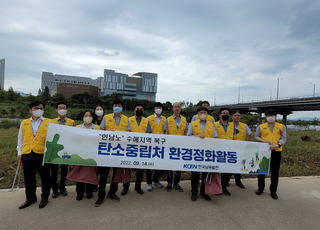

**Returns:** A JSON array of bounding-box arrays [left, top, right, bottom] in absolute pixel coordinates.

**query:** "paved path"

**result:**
[[1, 176, 320, 230]]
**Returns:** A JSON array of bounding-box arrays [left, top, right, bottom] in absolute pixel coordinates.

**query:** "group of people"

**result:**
[[17, 99, 286, 209]]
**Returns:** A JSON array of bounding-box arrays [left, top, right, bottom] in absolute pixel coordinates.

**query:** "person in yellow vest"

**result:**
[[255, 109, 286, 200], [49, 101, 75, 198], [121, 104, 152, 196], [228, 110, 253, 189], [190, 100, 215, 124], [94, 99, 132, 207], [188, 106, 218, 201], [163, 102, 188, 192], [214, 107, 235, 196], [17, 101, 52, 209], [146, 102, 166, 191]]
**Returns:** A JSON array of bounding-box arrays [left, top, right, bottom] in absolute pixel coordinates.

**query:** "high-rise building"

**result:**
[[41, 69, 157, 101], [0, 59, 5, 90], [103, 69, 157, 101]]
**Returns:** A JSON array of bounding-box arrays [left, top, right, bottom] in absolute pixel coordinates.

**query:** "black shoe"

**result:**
[[236, 182, 245, 189], [166, 184, 172, 192], [191, 194, 197, 202], [223, 188, 231, 196], [76, 195, 83, 201], [94, 197, 104, 207], [93, 185, 98, 192], [270, 191, 278, 200], [19, 199, 37, 209], [121, 189, 128, 196], [135, 188, 144, 195], [87, 194, 93, 199], [51, 191, 59, 198], [174, 184, 183, 192], [255, 188, 264, 195], [60, 190, 68, 196], [107, 194, 121, 202], [201, 194, 212, 201], [39, 199, 48, 209]]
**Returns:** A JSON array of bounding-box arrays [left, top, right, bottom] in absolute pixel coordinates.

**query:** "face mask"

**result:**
[[199, 114, 207, 121], [83, 117, 93, 124], [95, 110, 103, 116], [113, 107, 122, 114], [267, 117, 276, 123], [58, 109, 67, 116], [221, 115, 229, 121], [136, 110, 143, 117], [32, 109, 44, 118], [155, 109, 162, 115]]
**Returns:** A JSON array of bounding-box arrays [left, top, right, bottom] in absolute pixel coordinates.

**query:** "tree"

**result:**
[[8, 86, 15, 101], [42, 86, 51, 104], [10, 107, 16, 117], [1, 109, 8, 116], [51, 93, 66, 103], [163, 101, 172, 110], [311, 118, 319, 130]]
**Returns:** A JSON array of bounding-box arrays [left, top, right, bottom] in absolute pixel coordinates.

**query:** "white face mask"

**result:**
[[32, 109, 44, 118], [267, 117, 276, 123], [83, 117, 93, 124], [199, 114, 208, 121], [95, 110, 103, 116], [58, 109, 67, 116], [155, 109, 162, 115]]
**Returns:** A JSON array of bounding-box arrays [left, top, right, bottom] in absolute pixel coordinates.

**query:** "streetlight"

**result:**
[[276, 78, 283, 100], [311, 83, 315, 97], [238, 87, 243, 104], [268, 90, 272, 100]]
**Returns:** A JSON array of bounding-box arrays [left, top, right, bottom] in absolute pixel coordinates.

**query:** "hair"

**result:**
[[112, 98, 124, 106], [135, 103, 144, 110], [197, 106, 208, 113], [232, 110, 241, 115], [154, 102, 163, 109], [92, 105, 104, 125], [82, 110, 93, 119], [29, 101, 45, 109], [219, 107, 229, 115], [55, 101, 68, 109], [201, 100, 210, 106], [265, 109, 277, 116]]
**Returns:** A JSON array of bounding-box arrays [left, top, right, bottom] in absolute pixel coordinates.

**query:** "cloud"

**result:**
[[97, 50, 120, 57]]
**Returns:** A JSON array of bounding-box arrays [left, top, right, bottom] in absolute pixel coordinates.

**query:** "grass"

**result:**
[[1, 127, 320, 189]]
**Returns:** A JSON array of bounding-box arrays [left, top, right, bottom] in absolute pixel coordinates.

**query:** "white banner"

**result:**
[[44, 123, 271, 174]]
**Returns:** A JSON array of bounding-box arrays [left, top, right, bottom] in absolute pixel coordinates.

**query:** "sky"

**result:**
[[1, 0, 320, 119]]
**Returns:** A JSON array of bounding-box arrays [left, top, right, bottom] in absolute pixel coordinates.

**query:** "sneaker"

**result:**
[[174, 184, 183, 192], [146, 184, 152, 191], [152, 181, 163, 188], [107, 194, 120, 202], [166, 184, 172, 192], [94, 197, 104, 207]]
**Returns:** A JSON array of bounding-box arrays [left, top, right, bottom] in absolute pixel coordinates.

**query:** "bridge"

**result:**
[[210, 96, 320, 124]]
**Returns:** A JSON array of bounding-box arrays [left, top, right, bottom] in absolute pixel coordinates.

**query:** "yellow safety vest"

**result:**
[[129, 116, 148, 133], [148, 115, 166, 134], [167, 115, 187, 135], [214, 121, 234, 140], [233, 122, 247, 141], [260, 122, 283, 151], [21, 118, 52, 154], [104, 114, 128, 131], [192, 120, 213, 138], [195, 114, 214, 123], [52, 118, 74, 126]]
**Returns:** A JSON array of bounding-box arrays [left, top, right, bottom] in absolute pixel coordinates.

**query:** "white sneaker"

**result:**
[[152, 181, 163, 188], [146, 184, 152, 191]]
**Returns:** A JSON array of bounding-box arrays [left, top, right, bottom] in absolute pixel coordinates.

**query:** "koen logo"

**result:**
[[183, 164, 197, 169]]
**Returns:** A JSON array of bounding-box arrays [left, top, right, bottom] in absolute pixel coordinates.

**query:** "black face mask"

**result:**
[[221, 115, 229, 121], [136, 110, 143, 117]]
